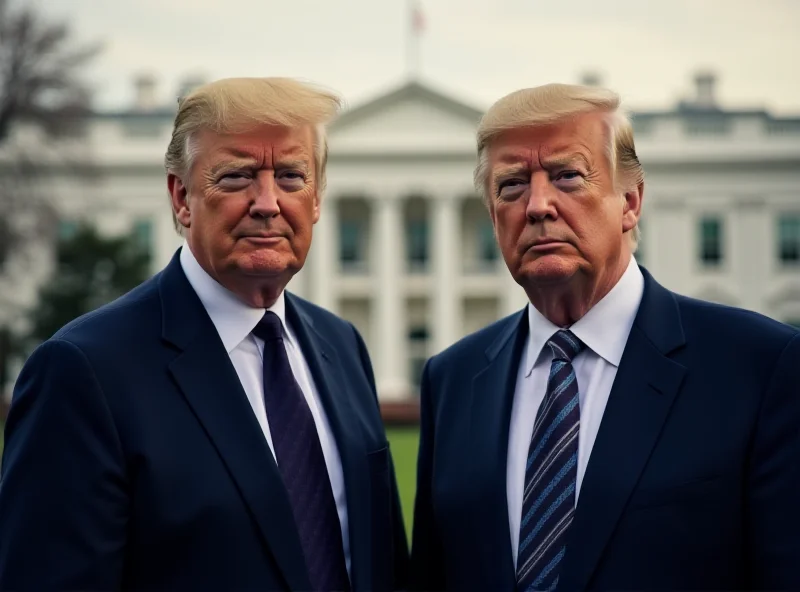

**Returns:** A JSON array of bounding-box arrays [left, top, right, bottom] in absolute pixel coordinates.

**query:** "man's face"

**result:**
[[487, 111, 640, 290], [169, 124, 319, 293]]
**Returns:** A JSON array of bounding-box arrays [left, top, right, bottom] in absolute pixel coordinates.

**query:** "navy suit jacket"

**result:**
[[0, 250, 409, 591], [410, 267, 800, 591]]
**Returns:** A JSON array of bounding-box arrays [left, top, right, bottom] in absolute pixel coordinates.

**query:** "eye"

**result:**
[[555, 170, 582, 182], [278, 170, 308, 190], [216, 171, 252, 188], [496, 178, 526, 198], [499, 179, 522, 189]]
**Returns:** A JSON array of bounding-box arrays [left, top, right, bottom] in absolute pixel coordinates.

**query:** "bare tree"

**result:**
[[0, 0, 100, 395], [0, 0, 98, 139]]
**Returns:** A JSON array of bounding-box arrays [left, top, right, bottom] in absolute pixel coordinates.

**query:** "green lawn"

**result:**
[[386, 427, 420, 538]]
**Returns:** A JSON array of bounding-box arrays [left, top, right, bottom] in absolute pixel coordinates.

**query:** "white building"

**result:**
[[2, 73, 799, 401]]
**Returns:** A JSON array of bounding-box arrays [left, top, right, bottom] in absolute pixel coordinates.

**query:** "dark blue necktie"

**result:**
[[253, 311, 350, 592], [517, 330, 585, 592]]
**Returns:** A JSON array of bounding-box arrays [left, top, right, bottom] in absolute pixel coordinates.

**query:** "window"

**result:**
[[477, 219, 498, 268], [684, 117, 731, 136], [409, 327, 429, 341], [767, 120, 800, 135], [777, 216, 800, 265], [406, 219, 428, 270], [699, 217, 723, 266], [339, 219, 366, 271], [58, 220, 78, 241]]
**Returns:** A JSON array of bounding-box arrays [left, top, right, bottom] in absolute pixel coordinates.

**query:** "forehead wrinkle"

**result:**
[[272, 141, 312, 166], [275, 158, 310, 172], [492, 163, 530, 179], [490, 145, 536, 179], [539, 150, 592, 169], [206, 141, 270, 171], [208, 157, 258, 176]]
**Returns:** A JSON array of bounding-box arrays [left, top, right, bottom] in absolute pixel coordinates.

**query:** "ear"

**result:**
[[311, 190, 321, 224], [622, 180, 644, 234], [168, 173, 191, 229]]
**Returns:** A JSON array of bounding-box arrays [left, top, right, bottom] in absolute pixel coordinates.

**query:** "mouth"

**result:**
[[526, 238, 570, 252], [240, 234, 286, 244]]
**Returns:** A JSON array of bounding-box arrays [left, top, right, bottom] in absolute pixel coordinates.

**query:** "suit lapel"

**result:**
[[559, 269, 687, 591], [285, 295, 374, 591], [159, 253, 311, 591], [468, 310, 529, 590]]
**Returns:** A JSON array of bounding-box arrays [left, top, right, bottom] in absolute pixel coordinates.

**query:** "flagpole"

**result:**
[[406, 0, 420, 80]]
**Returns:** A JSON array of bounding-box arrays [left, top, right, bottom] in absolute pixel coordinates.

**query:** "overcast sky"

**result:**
[[41, 0, 800, 115]]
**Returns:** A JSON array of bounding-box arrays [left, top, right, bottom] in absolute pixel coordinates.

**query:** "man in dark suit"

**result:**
[[0, 77, 408, 591], [410, 83, 800, 591]]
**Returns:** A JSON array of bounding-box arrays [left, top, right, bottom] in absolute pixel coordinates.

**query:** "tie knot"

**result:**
[[252, 311, 283, 343], [546, 330, 584, 362]]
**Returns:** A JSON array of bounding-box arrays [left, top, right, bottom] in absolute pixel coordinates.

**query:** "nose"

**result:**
[[249, 173, 281, 219], [525, 172, 559, 223]]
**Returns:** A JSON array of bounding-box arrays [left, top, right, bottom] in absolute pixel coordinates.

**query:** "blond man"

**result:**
[[409, 83, 800, 591], [0, 78, 409, 591]]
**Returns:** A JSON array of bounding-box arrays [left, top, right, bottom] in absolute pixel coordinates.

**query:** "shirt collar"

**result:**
[[179, 242, 291, 353], [524, 255, 644, 375]]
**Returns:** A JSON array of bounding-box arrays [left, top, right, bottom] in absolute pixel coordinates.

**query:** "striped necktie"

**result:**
[[253, 312, 350, 591], [516, 329, 585, 592]]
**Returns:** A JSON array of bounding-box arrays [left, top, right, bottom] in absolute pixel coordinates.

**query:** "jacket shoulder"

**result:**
[[675, 293, 798, 351], [50, 273, 163, 352]]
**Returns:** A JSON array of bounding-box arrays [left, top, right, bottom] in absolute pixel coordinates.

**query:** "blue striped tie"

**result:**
[[516, 330, 585, 592]]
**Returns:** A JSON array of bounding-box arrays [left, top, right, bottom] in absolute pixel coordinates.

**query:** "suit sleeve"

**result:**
[[409, 359, 446, 591], [0, 339, 128, 590], [352, 324, 410, 590], [746, 332, 800, 588]]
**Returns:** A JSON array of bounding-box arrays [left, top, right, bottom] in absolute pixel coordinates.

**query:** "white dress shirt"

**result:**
[[507, 255, 645, 568], [179, 244, 351, 576]]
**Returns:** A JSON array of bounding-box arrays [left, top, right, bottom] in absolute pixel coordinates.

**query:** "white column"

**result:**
[[733, 198, 770, 314], [432, 195, 461, 354], [373, 194, 408, 401], [308, 196, 338, 311]]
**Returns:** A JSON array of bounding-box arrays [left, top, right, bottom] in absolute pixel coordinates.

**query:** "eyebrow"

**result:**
[[209, 156, 311, 177], [541, 152, 591, 169], [209, 158, 257, 176], [491, 151, 591, 177], [492, 163, 530, 180], [275, 158, 310, 171]]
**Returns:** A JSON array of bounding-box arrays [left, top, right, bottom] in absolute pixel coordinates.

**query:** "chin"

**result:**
[[518, 256, 579, 285], [234, 253, 296, 277]]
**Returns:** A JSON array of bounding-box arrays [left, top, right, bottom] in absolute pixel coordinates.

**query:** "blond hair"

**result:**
[[164, 77, 342, 232], [474, 83, 643, 249]]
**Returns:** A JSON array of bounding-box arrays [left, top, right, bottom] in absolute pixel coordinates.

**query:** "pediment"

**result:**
[[328, 80, 483, 155]]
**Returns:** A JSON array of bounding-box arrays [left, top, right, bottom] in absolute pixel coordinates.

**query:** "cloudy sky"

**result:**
[[42, 0, 800, 115]]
